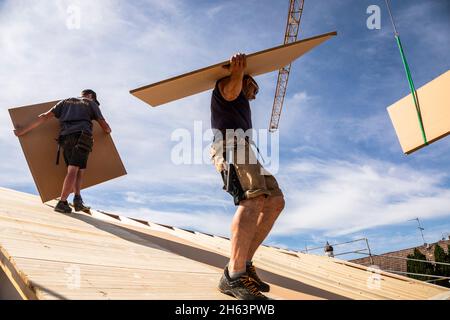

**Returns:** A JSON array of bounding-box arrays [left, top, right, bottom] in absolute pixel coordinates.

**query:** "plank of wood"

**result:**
[[175, 231, 444, 299], [171, 229, 413, 298], [160, 231, 380, 299], [8, 101, 127, 202], [130, 31, 337, 107], [287, 255, 431, 299], [2, 187, 446, 300], [270, 250, 445, 298], [332, 258, 446, 294], [12, 257, 234, 300], [189, 232, 434, 298], [4, 246, 206, 273], [0, 246, 38, 300], [387, 69, 450, 154], [21, 259, 267, 300], [80, 220, 376, 299]]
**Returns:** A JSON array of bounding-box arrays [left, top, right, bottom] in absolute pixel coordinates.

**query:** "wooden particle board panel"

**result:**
[[387, 70, 450, 154], [130, 31, 337, 107], [9, 101, 127, 203]]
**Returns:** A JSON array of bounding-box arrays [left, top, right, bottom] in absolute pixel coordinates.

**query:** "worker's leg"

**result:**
[[247, 195, 285, 261], [60, 165, 79, 201], [232, 140, 285, 262], [72, 168, 91, 212], [229, 195, 266, 275], [74, 169, 85, 196]]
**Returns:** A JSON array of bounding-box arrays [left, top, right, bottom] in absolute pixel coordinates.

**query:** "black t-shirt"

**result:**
[[50, 98, 105, 136], [210, 80, 252, 132]]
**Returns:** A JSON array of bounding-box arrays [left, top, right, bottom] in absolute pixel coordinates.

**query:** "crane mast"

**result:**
[[269, 0, 305, 132]]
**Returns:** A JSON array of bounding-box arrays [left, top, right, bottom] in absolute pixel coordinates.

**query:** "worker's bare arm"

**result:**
[[97, 119, 112, 134], [219, 53, 247, 101], [14, 111, 55, 137]]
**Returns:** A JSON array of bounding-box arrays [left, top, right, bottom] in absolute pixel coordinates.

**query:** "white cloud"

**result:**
[[90, 156, 450, 245], [272, 157, 450, 237], [106, 206, 232, 237], [0, 0, 218, 189], [278, 89, 401, 154], [124, 191, 229, 207], [206, 3, 227, 20]]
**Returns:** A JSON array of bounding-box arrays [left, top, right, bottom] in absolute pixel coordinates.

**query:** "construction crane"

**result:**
[[269, 0, 305, 132]]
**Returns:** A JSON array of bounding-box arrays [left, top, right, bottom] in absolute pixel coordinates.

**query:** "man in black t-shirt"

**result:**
[[211, 54, 285, 300], [14, 89, 112, 214]]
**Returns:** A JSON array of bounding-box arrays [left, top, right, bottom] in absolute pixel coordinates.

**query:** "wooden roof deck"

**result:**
[[0, 187, 448, 300]]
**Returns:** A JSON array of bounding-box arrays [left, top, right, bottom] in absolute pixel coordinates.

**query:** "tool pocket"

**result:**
[[75, 132, 93, 153], [55, 135, 66, 165], [221, 163, 245, 206]]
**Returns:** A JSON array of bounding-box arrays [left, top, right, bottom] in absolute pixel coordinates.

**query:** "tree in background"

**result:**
[[433, 244, 450, 288], [407, 245, 450, 288], [407, 248, 433, 282]]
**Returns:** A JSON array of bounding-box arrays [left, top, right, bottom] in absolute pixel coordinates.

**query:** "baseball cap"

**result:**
[[81, 89, 100, 106]]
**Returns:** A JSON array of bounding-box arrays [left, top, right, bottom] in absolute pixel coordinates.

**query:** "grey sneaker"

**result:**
[[73, 196, 90, 213], [247, 262, 270, 292], [54, 200, 72, 214], [218, 266, 269, 300]]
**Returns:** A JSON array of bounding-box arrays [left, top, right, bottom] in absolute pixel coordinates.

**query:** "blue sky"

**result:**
[[1, 0, 449, 260]]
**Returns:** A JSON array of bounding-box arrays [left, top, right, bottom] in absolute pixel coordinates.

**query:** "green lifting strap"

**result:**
[[395, 35, 428, 145], [385, 0, 428, 145]]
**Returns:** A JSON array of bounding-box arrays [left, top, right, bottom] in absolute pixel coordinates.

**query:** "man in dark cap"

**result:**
[[14, 89, 112, 213]]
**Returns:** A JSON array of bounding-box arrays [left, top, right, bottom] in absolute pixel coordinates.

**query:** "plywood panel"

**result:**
[[9, 101, 127, 202], [130, 31, 337, 107], [387, 70, 450, 154]]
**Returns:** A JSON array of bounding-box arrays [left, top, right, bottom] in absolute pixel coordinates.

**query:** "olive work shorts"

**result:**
[[210, 137, 283, 204]]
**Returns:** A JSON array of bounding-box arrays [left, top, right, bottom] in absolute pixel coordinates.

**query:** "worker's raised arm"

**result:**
[[97, 119, 112, 134], [219, 53, 247, 102], [90, 101, 111, 134], [14, 110, 55, 137]]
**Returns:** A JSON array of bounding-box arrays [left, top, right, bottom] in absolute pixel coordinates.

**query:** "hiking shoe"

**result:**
[[218, 267, 269, 300], [54, 200, 72, 214], [73, 196, 90, 212], [247, 262, 270, 292]]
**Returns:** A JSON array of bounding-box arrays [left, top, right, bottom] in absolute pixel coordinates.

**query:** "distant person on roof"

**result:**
[[14, 89, 111, 214]]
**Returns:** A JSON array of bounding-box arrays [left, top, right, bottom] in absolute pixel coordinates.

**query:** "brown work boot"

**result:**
[[247, 262, 270, 292], [218, 266, 269, 300], [54, 200, 72, 214], [73, 195, 90, 213]]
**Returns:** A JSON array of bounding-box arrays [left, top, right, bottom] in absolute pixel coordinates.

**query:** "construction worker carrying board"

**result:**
[[14, 89, 112, 214], [210, 53, 285, 300]]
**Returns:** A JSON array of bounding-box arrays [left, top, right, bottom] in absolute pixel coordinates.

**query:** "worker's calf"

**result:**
[[60, 165, 80, 201], [229, 195, 266, 274], [247, 195, 285, 260]]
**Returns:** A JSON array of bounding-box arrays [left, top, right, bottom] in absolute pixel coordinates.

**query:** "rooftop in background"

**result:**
[[350, 239, 450, 278], [0, 187, 448, 300]]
